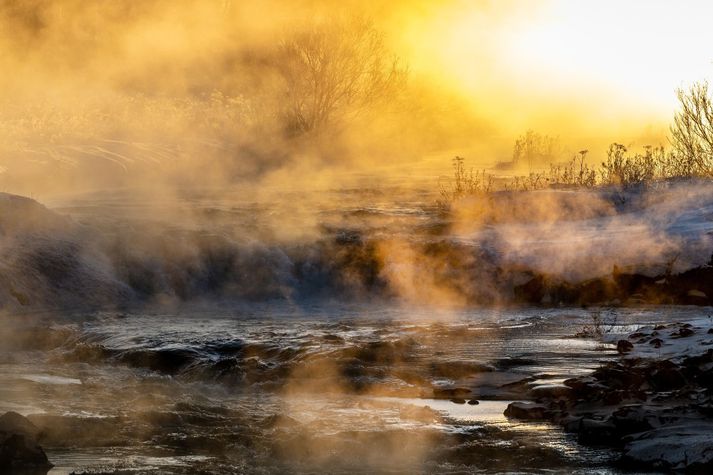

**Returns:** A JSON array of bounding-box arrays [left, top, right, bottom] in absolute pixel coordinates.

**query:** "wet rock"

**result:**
[[610, 405, 654, 435], [648, 364, 687, 391], [628, 331, 647, 339], [0, 412, 52, 472], [671, 327, 695, 338], [577, 418, 618, 446], [592, 366, 644, 390], [504, 402, 548, 420], [620, 424, 713, 472], [529, 384, 572, 400], [617, 340, 634, 354], [561, 415, 583, 433], [450, 398, 466, 404], [492, 357, 537, 370], [649, 338, 663, 348], [603, 390, 625, 406], [467, 399, 479, 405]]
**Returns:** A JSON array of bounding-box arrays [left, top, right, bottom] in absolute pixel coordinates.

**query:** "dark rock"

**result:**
[[649, 338, 663, 348], [617, 340, 634, 354], [603, 390, 625, 405], [513, 275, 546, 303], [0, 412, 39, 441], [492, 357, 537, 370], [467, 399, 479, 405], [530, 384, 572, 400], [620, 424, 713, 472], [592, 366, 644, 390], [671, 327, 695, 338], [648, 365, 687, 391], [0, 412, 52, 472], [450, 398, 466, 404], [504, 402, 548, 420], [577, 418, 619, 446], [562, 415, 583, 433], [611, 405, 654, 435]]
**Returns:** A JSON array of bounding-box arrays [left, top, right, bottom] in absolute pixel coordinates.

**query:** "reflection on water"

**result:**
[[1, 304, 705, 474]]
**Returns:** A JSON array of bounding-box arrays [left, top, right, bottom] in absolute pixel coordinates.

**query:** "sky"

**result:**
[[393, 0, 713, 139], [2, 0, 713, 192]]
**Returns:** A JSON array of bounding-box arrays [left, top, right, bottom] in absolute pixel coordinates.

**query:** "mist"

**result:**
[[0, 0, 678, 202]]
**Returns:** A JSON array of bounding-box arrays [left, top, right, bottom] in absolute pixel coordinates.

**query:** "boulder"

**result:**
[[648, 365, 687, 391], [529, 384, 573, 400], [504, 402, 549, 420], [577, 417, 619, 446], [0, 412, 52, 472], [620, 424, 713, 472], [616, 340, 634, 354], [610, 405, 654, 435]]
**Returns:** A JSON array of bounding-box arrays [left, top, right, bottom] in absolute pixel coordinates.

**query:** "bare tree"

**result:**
[[275, 17, 407, 137], [512, 130, 560, 170], [671, 81, 713, 176]]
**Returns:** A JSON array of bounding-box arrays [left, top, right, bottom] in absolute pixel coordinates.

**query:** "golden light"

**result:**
[[401, 0, 713, 135]]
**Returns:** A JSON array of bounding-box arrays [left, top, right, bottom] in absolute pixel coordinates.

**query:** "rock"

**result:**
[[648, 365, 687, 391], [450, 398, 466, 404], [561, 415, 583, 433], [592, 366, 644, 390], [504, 402, 548, 420], [513, 275, 546, 303], [603, 390, 625, 405], [649, 338, 663, 348], [620, 424, 713, 472], [611, 405, 654, 435], [617, 340, 634, 354], [687, 289, 707, 299], [577, 418, 618, 446], [467, 399, 479, 405], [0, 411, 52, 472], [0, 412, 40, 441], [529, 384, 572, 400], [671, 327, 695, 338]]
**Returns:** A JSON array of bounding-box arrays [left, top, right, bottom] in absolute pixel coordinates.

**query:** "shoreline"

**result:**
[[504, 319, 713, 472]]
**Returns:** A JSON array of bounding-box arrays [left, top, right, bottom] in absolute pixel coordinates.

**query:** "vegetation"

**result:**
[[275, 17, 408, 137], [439, 80, 713, 207], [511, 130, 561, 169], [438, 156, 492, 206], [670, 80, 713, 176], [576, 310, 618, 339]]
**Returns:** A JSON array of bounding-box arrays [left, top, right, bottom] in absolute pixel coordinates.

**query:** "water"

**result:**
[[2, 180, 711, 473], [2, 304, 707, 474]]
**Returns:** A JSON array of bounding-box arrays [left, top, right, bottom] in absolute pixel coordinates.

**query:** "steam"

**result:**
[[0, 0, 675, 199]]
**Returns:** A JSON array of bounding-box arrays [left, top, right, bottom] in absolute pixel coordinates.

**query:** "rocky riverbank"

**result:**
[[504, 320, 713, 472], [0, 411, 53, 473]]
